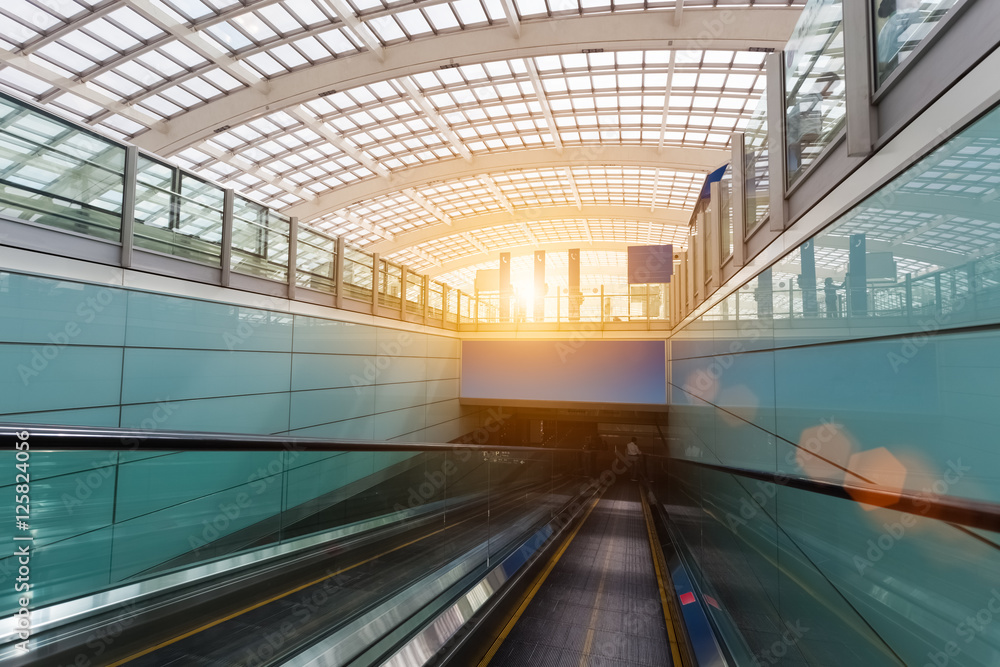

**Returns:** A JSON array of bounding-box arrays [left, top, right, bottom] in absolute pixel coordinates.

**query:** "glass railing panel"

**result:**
[[744, 91, 770, 233], [231, 195, 290, 282], [446, 288, 459, 323], [405, 275, 424, 314], [134, 158, 223, 266], [378, 261, 402, 307], [428, 282, 443, 317], [785, 0, 846, 185], [342, 247, 373, 300], [296, 227, 336, 294], [0, 93, 124, 241], [874, 0, 960, 87], [759, 98, 1000, 332]]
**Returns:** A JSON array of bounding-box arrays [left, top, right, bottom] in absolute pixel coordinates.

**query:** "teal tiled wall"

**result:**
[[0, 269, 484, 614]]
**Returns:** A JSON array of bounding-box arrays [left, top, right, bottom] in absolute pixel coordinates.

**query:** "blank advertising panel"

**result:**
[[461, 340, 667, 407]]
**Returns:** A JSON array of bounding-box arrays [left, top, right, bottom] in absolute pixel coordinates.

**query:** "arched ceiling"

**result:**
[[0, 0, 804, 292]]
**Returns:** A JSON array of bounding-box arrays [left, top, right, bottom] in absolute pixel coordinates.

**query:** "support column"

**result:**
[[334, 236, 346, 309], [120, 145, 137, 270], [568, 248, 581, 321], [731, 132, 747, 268], [287, 216, 298, 301], [844, 0, 877, 156], [499, 252, 511, 322], [766, 52, 788, 232], [799, 239, 818, 317], [709, 182, 722, 294], [534, 250, 545, 321], [371, 252, 380, 315], [221, 188, 234, 287]]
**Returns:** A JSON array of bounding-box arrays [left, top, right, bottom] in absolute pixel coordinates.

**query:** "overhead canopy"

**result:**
[[0, 1, 804, 291]]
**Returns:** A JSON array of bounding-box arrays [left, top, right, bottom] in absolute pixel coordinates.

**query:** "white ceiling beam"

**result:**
[[673, 0, 684, 27], [658, 51, 676, 151], [289, 106, 390, 178], [399, 77, 473, 162], [199, 142, 316, 201], [340, 209, 394, 241], [136, 9, 801, 156], [0, 55, 163, 130], [319, 0, 386, 62], [520, 222, 539, 246], [500, 0, 521, 38], [527, 59, 562, 152], [367, 204, 690, 254], [562, 167, 582, 209], [478, 174, 514, 213], [583, 219, 594, 245], [403, 188, 452, 225], [123, 0, 262, 88], [461, 232, 489, 254], [404, 246, 442, 266], [650, 167, 660, 212], [286, 146, 723, 222]]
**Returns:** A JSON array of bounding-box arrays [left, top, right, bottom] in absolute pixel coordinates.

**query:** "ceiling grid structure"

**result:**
[[0, 0, 804, 292]]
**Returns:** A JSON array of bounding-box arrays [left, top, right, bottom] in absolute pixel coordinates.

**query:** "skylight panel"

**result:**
[[206, 23, 253, 51], [159, 40, 208, 68], [101, 113, 145, 135], [423, 3, 460, 30], [245, 52, 286, 76], [182, 76, 224, 100], [270, 44, 309, 69], [60, 31, 117, 62], [257, 5, 304, 33], [393, 8, 432, 36], [136, 50, 185, 77], [286, 0, 329, 25], [294, 35, 330, 61], [231, 13, 278, 41], [52, 92, 104, 117], [316, 28, 358, 54], [160, 84, 202, 108], [162, 0, 214, 21], [35, 42, 96, 76], [87, 18, 140, 51], [452, 0, 488, 25], [368, 16, 406, 41], [201, 68, 244, 91]]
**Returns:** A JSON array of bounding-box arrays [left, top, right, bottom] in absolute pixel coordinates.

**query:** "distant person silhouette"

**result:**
[[626, 437, 641, 481]]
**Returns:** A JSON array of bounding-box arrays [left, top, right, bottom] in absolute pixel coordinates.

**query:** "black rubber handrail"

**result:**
[[2, 424, 583, 454]]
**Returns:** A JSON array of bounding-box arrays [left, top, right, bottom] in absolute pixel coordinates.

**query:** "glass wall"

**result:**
[[744, 92, 770, 233], [785, 0, 846, 185], [874, 0, 960, 86], [0, 93, 124, 241], [668, 95, 1000, 667]]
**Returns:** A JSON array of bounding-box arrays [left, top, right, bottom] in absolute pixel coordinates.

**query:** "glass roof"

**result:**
[[0, 0, 804, 285]]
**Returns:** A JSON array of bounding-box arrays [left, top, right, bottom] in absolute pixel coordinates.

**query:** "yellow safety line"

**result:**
[[108, 518, 472, 666], [477, 488, 606, 667], [641, 491, 686, 667]]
